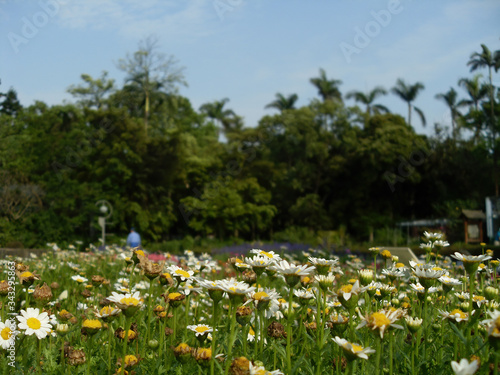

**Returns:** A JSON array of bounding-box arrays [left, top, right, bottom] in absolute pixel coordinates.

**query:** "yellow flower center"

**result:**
[[278, 298, 287, 304], [120, 330, 136, 339], [176, 270, 191, 278], [249, 327, 255, 335], [135, 250, 145, 257], [450, 309, 467, 319], [1, 327, 11, 341], [395, 263, 405, 268], [21, 272, 33, 278], [83, 319, 102, 329], [124, 355, 138, 365], [432, 267, 443, 271], [370, 312, 391, 328], [340, 285, 353, 294], [120, 297, 139, 306], [261, 251, 274, 258], [349, 343, 363, 353], [100, 306, 115, 315], [27, 317, 41, 330], [474, 296, 485, 302], [253, 292, 269, 300], [195, 326, 209, 333], [169, 293, 182, 299], [381, 250, 392, 258]]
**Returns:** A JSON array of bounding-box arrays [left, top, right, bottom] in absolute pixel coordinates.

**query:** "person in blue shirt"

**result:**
[[126, 228, 141, 248]]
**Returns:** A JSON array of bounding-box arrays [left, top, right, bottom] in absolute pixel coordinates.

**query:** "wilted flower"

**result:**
[[33, 283, 53, 305]]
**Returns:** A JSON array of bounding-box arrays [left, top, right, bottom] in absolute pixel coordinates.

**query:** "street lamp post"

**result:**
[[95, 200, 113, 248]]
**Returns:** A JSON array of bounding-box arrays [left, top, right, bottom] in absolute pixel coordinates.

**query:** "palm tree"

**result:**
[[265, 93, 298, 112], [345, 86, 389, 119], [199, 98, 237, 134], [391, 79, 426, 127], [309, 68, 342, 102], [468, 44, 500, 195], [458, 74, 489, 111], [435, 87, 462, 137], [117, 36, 187, 137], [468, 44, 498, 123]]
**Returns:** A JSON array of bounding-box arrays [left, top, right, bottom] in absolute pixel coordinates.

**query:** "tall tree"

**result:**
[[435, 87, 461, 137], [391, 78, 426, 127], [468, 44, 499, 110], [265, 93, 299, 112], [67, 71, 115, 109], [117, 35, 187, 136], [345, 86, 389, 126], [199, 98, 240, 136], [0, 81, 22, 117], [468, 44, 500, 195], [310, 68, 342, 102], [458, 74, 489, 111]]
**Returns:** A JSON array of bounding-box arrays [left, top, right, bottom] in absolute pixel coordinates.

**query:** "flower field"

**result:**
[[1, 233, 499, 374]]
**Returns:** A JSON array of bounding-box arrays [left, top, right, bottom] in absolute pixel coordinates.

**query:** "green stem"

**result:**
[[36, 337, 42, 375], [411, 335, 415, 375], [108, 326, 112, 375], [146, 279, 155, 354], [495, 352, 499, 375], [389, 332, 393, 375], [210, 302, 218, 375], [224, 301, 237, 375], [347, 360, 354, 375], [122, 317, 132, 375], [86, 335, 93, 375], [375, 335, 381, 375], [286, 287, 294, 375]]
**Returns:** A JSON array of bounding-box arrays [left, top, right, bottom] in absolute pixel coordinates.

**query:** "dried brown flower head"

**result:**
[[267, 321, 287, 339], [33, 283, 53, 305]]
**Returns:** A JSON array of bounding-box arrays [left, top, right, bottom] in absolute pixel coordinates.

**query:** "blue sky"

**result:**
[[1, 0, 499, 136]]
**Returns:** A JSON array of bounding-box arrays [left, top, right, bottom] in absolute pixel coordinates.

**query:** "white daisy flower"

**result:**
[[107, 291, 144, 310], [332, 336, 376, 360], [16, 308, 52, 339], [167, 266, 194, 281], [71, 275, 88, 283], [0, 320, 16, 349], [249, 249, 282, 262], [451, 358, 479, 375], [186, 324, 213, 337], [269, 260, 315, 277]]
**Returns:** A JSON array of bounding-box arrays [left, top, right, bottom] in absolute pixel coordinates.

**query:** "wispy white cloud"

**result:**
[[55, 0, 216, 40]]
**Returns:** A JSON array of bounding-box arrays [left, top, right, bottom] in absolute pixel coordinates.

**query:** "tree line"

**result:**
[[1, 37, 499, 248]]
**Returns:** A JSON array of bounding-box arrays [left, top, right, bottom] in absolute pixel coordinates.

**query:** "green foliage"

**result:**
[[1, 42, 500, 247]]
